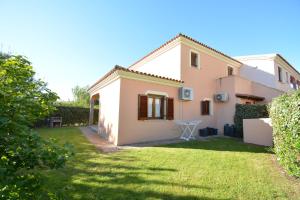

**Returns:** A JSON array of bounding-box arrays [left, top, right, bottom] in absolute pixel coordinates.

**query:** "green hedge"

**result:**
[[234, 104, 269, 137], [269, 90, 300, 177], [35, 106, 99, 127]]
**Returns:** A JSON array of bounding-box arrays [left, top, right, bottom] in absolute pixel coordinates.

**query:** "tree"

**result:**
[[0, 54, 72, 199], [0, 55, 58, 131], [72, 85, 90, 106]]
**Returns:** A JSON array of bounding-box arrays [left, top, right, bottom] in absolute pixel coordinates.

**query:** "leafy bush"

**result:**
[[269, 90, 300, 177], [0, 131, 73, 199], [0, 54, 73, 199], [234, 104, 269, 137], [35, 106, 99, 127]]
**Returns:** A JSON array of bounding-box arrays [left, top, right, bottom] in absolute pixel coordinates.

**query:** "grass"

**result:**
[[38, 127, 300, 200]]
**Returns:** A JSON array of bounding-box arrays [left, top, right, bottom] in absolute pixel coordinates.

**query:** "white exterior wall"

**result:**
[[243, 118, 273, 146], [97, 79, 121, 145], [129, 44, 181, 80], [238, 55, 300, 92], [274, 60, 300, 92], [239, 59, 276, 89]]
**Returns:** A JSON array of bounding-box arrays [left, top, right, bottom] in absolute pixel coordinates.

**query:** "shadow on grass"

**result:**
[[157, 137, 272, 154], [41, 128, 255, 200], [47, 154, 231, 200], [44, 141, 230, 200]]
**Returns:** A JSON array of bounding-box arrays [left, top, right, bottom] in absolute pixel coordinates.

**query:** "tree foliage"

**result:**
[[0, 54, 73, 199], [234, 104, 269, 137], [0, 55, 58, 131], [71, 85, 90, 107]]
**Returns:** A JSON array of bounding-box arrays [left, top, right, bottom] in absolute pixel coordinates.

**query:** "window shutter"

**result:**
[[166, 98, 174, 120], [228, 67, 233, 76], [201, 101, 205, 115], [160, 97, 165, 119], [138, 95, 147, 120], [201, 101, 209, 115]]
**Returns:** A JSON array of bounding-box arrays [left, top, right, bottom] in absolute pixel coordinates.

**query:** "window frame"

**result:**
[[290, 76, 297, 90], [190, 49, 200, 69], [228, 66, 234, 76], [201, 99, 213, 116], [138, 94, 174, 121], [147, 94, 165, 120], [278, 66, 283, 82]]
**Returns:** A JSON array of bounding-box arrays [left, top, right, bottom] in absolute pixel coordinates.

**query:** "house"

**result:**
[[235, 54, 300, 91], [88, 34, 300, 145]]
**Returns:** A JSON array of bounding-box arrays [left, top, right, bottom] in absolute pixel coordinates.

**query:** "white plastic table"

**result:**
[[175, 120, 201, 141]]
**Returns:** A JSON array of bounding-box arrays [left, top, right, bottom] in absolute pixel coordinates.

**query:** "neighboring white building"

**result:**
[[235, 54, 300, 92]]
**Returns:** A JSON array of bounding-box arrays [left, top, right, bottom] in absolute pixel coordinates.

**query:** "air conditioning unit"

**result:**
[[179, 87, 193, 101], [214, 92, 229, 102]]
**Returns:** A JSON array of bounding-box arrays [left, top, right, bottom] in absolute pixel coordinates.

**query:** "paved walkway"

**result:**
[[80, 126, 222, 153], [79, 127, 120, 153]]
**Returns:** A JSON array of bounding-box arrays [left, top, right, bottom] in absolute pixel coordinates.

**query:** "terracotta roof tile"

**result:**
[[129, 33, 242, 68], [89, 65, 183, 91]]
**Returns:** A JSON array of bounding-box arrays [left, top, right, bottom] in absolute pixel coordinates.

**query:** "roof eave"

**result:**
[[129, 33, 242, 69], [275, 54, 300, 76], [88, 65, 184, 93]]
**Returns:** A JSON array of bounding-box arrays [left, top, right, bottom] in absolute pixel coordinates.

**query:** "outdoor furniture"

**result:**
[[50, 117, 62, 128], [175, 120, 201, 141], [199, 127, 218, 137], [224, 124, 237, 137]]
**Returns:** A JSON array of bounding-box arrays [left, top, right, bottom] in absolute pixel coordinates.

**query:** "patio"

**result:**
[[80, 127, 119, 153], [81, 124, 221, 152]]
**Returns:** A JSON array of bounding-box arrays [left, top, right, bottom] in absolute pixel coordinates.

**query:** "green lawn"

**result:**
[[38, 127, 300, 200]]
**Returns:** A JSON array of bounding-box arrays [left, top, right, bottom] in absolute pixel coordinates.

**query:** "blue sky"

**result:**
[[1, 0, 299, 100]]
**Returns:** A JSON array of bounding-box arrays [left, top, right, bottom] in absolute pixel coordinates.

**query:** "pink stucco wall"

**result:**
[[252, 82, 283, 102], [116, 43, 244, 144], [112, 73, 281, 145], [115, 42, 244, 145], [179, 44, 239, 130], [215, 76, 239, 132], [215, 76, 283, 133], [118, 78, 181, 145]]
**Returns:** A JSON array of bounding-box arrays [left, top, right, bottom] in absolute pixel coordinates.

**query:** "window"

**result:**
[[147, 97, 153, 118], [278, 66, 282, 82], [190, 51, 199, 68], [138, 94, 174, 120], [290, 76, 297, 89], [286, 72, 289, 83], [147, 95, 163, 119], [201, 100, 211, 115], [228, 66, 234, 76]]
